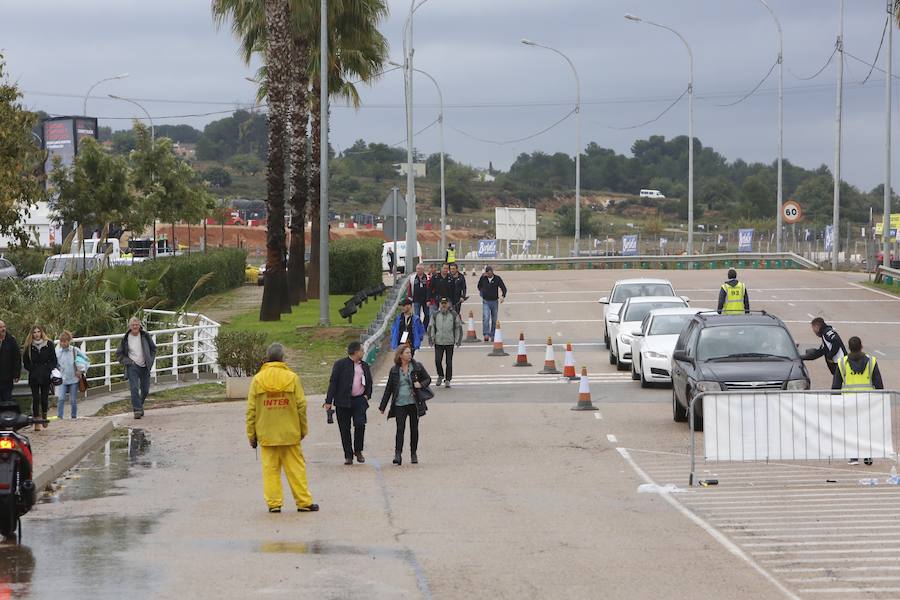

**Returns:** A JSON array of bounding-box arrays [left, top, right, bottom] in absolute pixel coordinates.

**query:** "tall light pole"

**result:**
[[754, 0, 784, 253], [84, 73, 128, 115], [320, 0, 330, 325], [884, 0, 893, 269], [108, 94, 154, 143], [626, 14, 694, 255], [521, 39, 581, 255], [391, 60, 446, 256], [833, 0, 844, 271]]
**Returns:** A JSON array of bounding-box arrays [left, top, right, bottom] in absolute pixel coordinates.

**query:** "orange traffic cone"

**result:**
[[539, 337, 561, 374], [562, 343, 579, 380], [464, 311, 478, 343], [571, 367, 598, 411], [513, 332, 531, 367], [488, 320, 509, 356]]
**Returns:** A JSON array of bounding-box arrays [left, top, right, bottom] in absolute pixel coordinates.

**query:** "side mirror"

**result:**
[[632, 330, 643, 337], [598, 297, 609, 304], [681, 296, 691, 304], [608, 315, 620, 324], [672, 350, 691, 363]]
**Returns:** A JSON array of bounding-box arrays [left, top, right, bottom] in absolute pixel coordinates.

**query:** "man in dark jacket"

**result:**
[[448, 263, 467, 316], [477, 266, 507, 342], [115, 317, 158, 419], [0, 321, 21, 405], [717, 269, 750, 314], [324, 341, 373, 465], [802, 317, 846, 375], [429, 264, 453, 322], [408, 263, 430, 328]]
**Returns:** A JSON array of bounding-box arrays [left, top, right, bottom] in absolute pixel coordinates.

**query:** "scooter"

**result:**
[[0, 404, 46, 541]]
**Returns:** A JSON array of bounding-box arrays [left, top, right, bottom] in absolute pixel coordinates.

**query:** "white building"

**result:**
[[0, 202, 62, 248]]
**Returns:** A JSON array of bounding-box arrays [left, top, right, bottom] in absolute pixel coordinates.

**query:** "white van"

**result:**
[[382, 241, 422, 273], [639, 189, 666, 199]]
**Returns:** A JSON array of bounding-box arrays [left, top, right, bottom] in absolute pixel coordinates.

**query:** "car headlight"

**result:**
[[786, 379, 810, 390], [620, 334, 632, 345], [645, 351, 667, 359], [695, 381, 722, 392]]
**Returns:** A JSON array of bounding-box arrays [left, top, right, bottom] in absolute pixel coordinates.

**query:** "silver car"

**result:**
[[0, 258, 17, 280]]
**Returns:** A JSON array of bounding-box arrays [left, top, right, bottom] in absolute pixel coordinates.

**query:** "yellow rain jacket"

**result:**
[[246, 362, 308, 446]]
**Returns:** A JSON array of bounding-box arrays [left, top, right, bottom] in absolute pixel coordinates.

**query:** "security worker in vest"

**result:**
[[832, 336, 884, 466], [445, 243, 457, 264], [717, 269, 750, 314]]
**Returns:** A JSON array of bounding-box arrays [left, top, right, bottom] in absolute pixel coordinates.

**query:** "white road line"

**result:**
[[774, 565, 900, 573], [743, 538, 900, 547], [615, 448, 799, 600], [594, 413, 601, 420], [876, 350, 887, 356], [791, 576, 900, 583], [850, 280, 900, 300], [807, 313, 817, 319], [762, 556, 900, 565], [788, 302, 795, 306], [696, 505, 900, 515], [690, 494, 900, 505], [785, 320, 900, 325], [500, 319, 604, 324], [729, 524, 900, 533], [736, 532, 900, 541], [799, 587, 900, 594], [752, 547, 900, 556], [607, 434, 618, 442]]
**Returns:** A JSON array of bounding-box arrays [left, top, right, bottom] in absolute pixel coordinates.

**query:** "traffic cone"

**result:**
[[539, 337, 561, 374], [488, 320, 509, 356], [464, 311, 478, 343], [513, 332, 531, 367], [571, 367, 599, 411], [562, 343, 579, 380]]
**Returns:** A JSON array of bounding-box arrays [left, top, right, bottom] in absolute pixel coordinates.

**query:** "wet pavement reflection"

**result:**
[[0, 428, 162, 599]]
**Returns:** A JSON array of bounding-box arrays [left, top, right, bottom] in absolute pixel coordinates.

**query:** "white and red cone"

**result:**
[[539, 337, 561, 374], [488, 320, 509, 356], [571, 366, 598, 411], [562, 343, 579, 380], [513, 332, 531, 367]]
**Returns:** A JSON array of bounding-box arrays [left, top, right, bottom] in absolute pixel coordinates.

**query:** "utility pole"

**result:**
[[319, 0, 330, 324], [884, 0, 893, 269], [832, 0, 844, 271], [404, 0, 417, 272]]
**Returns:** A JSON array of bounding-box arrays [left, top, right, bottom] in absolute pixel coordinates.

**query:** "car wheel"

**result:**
[[672, 388, 687, 422], [608, 348, 617, 365], [617, 358, 628, 372], [603, 332, 609, 348], [690, 394, 704, 432], [640, 366, 650, 388], [630, 360, 639, 380]]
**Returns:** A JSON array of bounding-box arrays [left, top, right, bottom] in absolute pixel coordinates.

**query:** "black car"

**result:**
[[670, 311, 810, 431]]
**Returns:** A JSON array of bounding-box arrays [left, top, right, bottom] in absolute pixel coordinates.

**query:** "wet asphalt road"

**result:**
[[3, 268, 899, 599]]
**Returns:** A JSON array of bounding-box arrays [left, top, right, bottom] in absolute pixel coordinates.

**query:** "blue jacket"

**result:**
[[391, 313, 425, 350]]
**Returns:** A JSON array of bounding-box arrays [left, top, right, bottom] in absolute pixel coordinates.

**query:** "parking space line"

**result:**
[[751, 547, 900, 556], [607, 434, 617, 442], [774, 565, 900, 573], [850, 280, 900, 300], [743, 538, 900, 547]]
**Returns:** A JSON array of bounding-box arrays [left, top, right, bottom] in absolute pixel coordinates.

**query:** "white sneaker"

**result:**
[[445, 380, 451, 388]]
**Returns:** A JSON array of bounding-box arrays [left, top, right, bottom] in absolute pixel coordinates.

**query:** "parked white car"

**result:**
[[629, 307, 711, 387], [599, 278, 679, 349], [611, 296, 688, 370], [25, 253, 110, 282]]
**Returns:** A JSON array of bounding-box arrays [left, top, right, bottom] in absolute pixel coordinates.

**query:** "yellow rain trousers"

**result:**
[[246, 361, 313, 510]]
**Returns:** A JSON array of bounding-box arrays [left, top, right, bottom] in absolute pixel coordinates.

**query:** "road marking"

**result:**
[[594, 413, 601, 420], [875, 350, 886, 356], [751, 547, 900, 556], [788, 302, 795, 306], [799, 586, 900, 594], [850, 280, 900, 300], [615, 448, 800, 600], [607, 434, 618, 442], [807, 313, 817, 319]]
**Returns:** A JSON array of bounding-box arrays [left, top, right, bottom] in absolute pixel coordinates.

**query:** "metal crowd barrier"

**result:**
[[422, 252, 818, 271], [688, 390, 900, 486]]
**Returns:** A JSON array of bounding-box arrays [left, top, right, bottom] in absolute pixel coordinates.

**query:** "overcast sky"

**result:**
[[3, 0, 899, 190]]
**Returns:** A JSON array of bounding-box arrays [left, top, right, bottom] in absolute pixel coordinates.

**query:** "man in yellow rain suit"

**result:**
[[246, 343, 319, 513]]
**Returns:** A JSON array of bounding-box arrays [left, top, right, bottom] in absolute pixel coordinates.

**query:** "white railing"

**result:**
[[71, 309, 221, 391]]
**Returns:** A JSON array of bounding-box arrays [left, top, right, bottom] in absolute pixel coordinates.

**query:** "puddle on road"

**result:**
[[0, 428, 163, 599]]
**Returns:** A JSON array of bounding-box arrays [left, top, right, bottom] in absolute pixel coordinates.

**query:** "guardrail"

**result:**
[[688, 390, 900, 486], [361, 279, 407, 364], [422, 252, 819, 271], [874, 264, 900, 284], [71, 309, 220, 392]]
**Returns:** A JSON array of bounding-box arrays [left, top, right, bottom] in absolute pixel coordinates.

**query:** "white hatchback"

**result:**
[[611, 296, 688, 370], [599, 278, 679, 352], [629, 307, 710, 387]]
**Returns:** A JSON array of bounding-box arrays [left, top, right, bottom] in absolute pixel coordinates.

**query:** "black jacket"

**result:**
[[803, 325, 846, 365], [23, 341, 57, 386], [408, 274, 430, 305], [0, 334, 22, 386], [449, 273, 467, 305], [115, 329, 157, 369], [324, 356, 373, 408], [832, 352, 884, 390], [477, 274, 507, 301], [429, 273, 453, 303], [379, 360, 432, 419]]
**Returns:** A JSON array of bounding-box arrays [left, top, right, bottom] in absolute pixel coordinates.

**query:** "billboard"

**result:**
[[738, 228, 754, 253], [42, 116, 98, 175], [495, 207, 536, 241], [477, 239, 498, 258], [621, 234, 638, 256]]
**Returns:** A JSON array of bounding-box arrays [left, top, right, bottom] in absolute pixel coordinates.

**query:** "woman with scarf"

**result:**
[[23, 325, 57, 431]]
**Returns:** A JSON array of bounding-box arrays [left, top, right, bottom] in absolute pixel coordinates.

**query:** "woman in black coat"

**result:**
[[380, 345, 431, 466], [22, 325, 57, 431]]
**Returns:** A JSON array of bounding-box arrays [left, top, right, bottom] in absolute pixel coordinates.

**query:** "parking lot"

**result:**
[[409, 267, 900, 598]]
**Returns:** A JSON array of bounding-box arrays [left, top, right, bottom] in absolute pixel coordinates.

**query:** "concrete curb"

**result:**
[[34, 420, 115, 490]]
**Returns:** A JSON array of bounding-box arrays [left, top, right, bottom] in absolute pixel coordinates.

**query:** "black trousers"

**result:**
[[434, 344, 454, 381], [336, 396, 367, 457], [30, 382, 50, 417], [0, 384, 12, 405], [394, 404, 419, 454]]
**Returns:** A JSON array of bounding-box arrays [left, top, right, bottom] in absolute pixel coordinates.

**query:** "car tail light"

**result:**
[[0, 439, 14, 450]]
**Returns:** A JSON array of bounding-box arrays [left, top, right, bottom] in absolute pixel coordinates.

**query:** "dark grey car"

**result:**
[[0, 258, 17, 280], [670, 312, 810, 431]]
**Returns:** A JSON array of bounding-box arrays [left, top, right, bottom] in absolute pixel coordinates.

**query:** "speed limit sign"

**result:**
[[782, 200, 802, 224]]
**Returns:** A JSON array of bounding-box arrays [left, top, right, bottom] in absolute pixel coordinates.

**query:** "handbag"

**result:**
[[412, 364, 433, 416], [78, 372, 88, 393], [50, 368, 63, 387]]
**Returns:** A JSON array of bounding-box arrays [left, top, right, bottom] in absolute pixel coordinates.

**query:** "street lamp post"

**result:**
[[83, 73, 128, 115], [390, 60, 445, 257], [625, 14, 694, 256], [884, 0, 893, 269], [521, 39, 581, 256], [833, 0, 844, 271], [754, 0, 784, 253], [110, 94, 156, 255]]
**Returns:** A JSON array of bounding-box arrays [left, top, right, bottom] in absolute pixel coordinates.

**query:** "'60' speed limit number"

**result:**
[[782, 200, 802, 224]]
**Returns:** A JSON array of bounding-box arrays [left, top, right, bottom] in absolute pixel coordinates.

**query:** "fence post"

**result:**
[[193, 328, 200, 379], [172, 331, 179, 379], [151, 334, 158, 382], [104, 338, 112, 390]]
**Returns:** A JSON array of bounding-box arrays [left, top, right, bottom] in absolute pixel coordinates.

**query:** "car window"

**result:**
[[649, 314, 694, 336], [0, 259, 9, 269], [610, 283, 674, 303], [623, 301, 686, 323], [696, 325, 797, 361], [641, 314, 651, 334], [684, 325, 701, 358]]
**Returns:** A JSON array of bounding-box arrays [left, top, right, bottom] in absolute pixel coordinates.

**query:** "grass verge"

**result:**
[[95, 382, 230, 416], [861, 281, 900, 297], [221, 296, 383, 394]]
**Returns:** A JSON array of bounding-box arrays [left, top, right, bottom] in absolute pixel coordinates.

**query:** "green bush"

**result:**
[[215, 330, 268, 376], [328, 237, 382, 294], [125, 248, 247, 308], [1, 247, 53, 277]]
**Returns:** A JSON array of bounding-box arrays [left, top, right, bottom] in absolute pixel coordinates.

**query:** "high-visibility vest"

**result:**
[[838, 355, 876, 392], [721, 281, 746, 314], [446, 249, 456, 263]]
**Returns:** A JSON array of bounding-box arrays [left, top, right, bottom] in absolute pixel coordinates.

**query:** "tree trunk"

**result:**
[[259, 0, 291, 322], [306, 86, 321, 300], [287, 36, 309, 305]]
